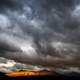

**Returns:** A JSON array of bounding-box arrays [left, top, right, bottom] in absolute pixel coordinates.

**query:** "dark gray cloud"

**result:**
[[0, 37, 21, 52], [0, 0, 80, 68], [0, 0, 17, 10]]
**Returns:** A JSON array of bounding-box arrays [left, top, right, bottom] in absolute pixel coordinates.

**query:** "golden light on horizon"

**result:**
[[6, 71, 51, 77]]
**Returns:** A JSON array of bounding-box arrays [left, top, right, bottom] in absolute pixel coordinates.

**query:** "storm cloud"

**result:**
[[0, 0, 80, 68]]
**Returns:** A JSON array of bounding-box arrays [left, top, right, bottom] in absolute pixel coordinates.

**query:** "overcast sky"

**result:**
[[0, 0, 80, 68]]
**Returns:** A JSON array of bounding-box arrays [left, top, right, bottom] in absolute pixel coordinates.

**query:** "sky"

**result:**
[[0, 0, 80, 72]]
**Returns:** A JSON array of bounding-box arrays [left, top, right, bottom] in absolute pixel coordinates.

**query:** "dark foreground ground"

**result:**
[[0, 72, 80, 80]]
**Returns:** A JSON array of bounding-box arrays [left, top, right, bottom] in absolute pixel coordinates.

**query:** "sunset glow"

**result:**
[[6, 71, 51, 77]]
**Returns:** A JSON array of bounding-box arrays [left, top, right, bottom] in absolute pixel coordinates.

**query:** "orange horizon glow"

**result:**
[[6, 71, 51, 77]]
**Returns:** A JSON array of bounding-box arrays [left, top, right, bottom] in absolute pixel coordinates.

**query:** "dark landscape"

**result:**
[[0, 72, 80, 80]]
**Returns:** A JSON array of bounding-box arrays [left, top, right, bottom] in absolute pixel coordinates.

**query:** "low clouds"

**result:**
[[0, 57, 50, 73]]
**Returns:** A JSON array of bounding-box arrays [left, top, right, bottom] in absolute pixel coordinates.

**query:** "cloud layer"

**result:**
[[0, 0, 80, 68]]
